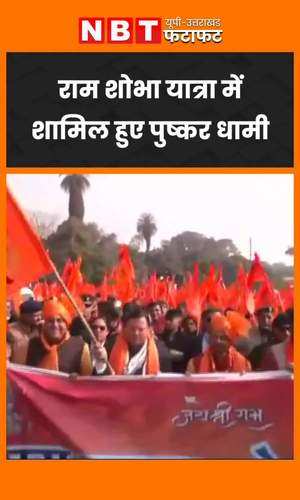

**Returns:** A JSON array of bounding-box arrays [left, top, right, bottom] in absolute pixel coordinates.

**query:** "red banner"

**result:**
[[7, 365, 293, 459]]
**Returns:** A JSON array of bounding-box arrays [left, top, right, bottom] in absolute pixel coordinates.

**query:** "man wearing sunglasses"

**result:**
[[89, 316, 112, 375]]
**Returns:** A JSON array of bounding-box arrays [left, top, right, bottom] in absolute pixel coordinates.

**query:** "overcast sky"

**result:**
[[7, 174, 294, 265]]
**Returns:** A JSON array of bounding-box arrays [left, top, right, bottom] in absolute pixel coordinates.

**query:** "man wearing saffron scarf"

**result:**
[[186, 313, 251, 374], [26, 299, 93, 375], [109, 306, 171, 375]]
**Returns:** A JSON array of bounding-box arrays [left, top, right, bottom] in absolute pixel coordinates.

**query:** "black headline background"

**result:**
[[7, 52, 293, 167]]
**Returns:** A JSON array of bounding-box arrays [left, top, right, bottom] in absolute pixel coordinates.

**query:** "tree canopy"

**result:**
[[46, 217, 118, 283]]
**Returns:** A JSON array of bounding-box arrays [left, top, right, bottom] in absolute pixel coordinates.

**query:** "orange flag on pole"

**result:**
[[247, 253, 268, 288], [255, 279, 278, 313], [7, 188, 54, 292], [115, 245, 136, 303], [280, 286, 294, 311], [65, 257, 84, 297]]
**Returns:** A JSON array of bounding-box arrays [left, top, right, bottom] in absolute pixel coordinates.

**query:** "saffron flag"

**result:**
[[115, 245, 136, 303], [65, 257, 83, 296], [247, 253, 268, 288], [7, 189, 54, 292]]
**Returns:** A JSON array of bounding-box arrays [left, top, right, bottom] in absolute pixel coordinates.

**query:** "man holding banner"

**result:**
[[26, 299, 94, 375], [109, 305, 172, 375], [6, 186, 294, 459]]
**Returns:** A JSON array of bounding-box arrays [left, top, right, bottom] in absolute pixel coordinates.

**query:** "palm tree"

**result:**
[[60, 175, 90, 221], [137, 213, 157, 253]]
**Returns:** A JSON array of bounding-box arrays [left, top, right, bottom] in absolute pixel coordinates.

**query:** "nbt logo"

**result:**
[[79, 18, 162, 44]]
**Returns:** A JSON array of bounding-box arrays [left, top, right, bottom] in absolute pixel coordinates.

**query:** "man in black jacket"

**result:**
[[161, 309, 196, 373]]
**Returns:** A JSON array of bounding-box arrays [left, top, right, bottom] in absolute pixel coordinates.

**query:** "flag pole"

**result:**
[[249, 237, 253, 262], [51, 265, 96, 342], [7, 187, 114, 372], [51, 265, 114, 374]]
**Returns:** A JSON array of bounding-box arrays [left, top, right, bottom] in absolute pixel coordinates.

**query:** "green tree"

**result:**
[[129, 233, 144, 251], [144, 232, 244, 282], [137, 213, 157, 253], [60, 175, 90, 221], [46, 219, 118, 283]]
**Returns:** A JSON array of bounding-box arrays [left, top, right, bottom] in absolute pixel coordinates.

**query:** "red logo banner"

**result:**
[[7, 366, 293, 459]]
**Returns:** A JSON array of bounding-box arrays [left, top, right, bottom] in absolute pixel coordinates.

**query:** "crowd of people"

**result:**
[[6, 286, 294, 376]]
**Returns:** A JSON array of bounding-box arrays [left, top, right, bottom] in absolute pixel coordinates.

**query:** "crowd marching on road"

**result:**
[[7, 286, 293, 377]]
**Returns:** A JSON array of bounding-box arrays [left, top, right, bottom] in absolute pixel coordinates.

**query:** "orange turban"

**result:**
[[226, 311, 251, 338], [43, 299, 71, 326], [211, 313, 231, 334], [211, 312, 250, 340]]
